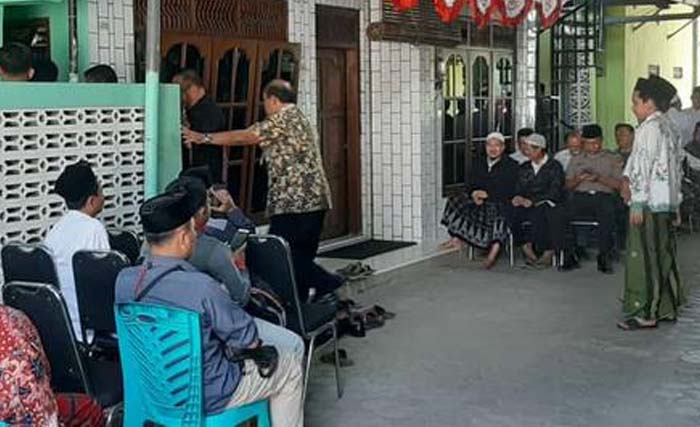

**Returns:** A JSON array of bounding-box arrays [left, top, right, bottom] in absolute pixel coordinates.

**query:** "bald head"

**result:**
[[262, 79, 297, 116]]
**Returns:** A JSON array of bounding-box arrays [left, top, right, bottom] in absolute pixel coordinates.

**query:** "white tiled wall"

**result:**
[[87, 0, 135, 82], [291, 0, 537, 243]]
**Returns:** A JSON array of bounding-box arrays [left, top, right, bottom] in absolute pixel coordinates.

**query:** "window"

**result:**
[[442, 54, 468, 191]]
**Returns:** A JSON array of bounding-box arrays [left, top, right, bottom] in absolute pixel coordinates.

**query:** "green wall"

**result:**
[[595, 7, 627, 148], [0, 82, 183, 191], [3, 0, 89, 81]]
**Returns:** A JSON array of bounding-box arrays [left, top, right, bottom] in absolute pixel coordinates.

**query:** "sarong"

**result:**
[[441, 194, 510, 249], [622, 211, 685, 321]]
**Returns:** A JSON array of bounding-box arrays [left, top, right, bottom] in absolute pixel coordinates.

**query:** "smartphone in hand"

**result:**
[[229, 229, 250, 252]]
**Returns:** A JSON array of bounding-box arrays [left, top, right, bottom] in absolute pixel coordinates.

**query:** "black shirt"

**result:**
[[515, 158, 566, 205], [186, 95, 226, 182], [468, 155, 519, 205]]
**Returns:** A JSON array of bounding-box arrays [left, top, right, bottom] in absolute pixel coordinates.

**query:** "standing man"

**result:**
[[0, 42, 34, 81], [174, 70, 226, 182], [183, 80, 342, 301], [618, 75, 685, 330], [554, 131, 582, 171], [565, 124, 622, 274]]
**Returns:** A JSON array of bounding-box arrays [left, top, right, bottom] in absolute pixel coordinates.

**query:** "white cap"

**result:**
[[525, 133, 547, 148], [486, 132, 505, 143]]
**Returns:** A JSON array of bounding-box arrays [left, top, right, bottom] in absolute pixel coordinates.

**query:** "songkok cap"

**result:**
[[486, 132, 505, 143], [54, 160, 98, 203], [634, 75, 677, 112], [581, 124, 603, 139], [165, 176, 207, 212], [525, 133, 547, 149], [140, 190, 199, 234], [180, 166, 214, 188]]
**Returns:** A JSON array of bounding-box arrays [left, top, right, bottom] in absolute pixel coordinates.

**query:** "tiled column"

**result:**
[[87, 0, 135, 82]]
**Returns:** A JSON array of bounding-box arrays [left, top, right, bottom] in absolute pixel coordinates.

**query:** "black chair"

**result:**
[[107, 229, 141, 265], [73, 250, 130, 348], [246, 234, 343, 399], [0, 243, 60, 288], [2, 281, 123, 408]]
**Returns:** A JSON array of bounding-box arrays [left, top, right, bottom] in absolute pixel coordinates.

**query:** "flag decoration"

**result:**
[[537, 0, 562, 28], [392, 0, 420, 11], [433, 0, 467, 23], [469, 0, 499, 27], [496, 0, 534, 27]]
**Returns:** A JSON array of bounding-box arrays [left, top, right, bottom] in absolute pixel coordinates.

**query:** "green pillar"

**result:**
[[0, 6, 4, 47]]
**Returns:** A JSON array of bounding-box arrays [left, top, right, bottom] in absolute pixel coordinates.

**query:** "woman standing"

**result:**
[[440, 132, 519, 269]]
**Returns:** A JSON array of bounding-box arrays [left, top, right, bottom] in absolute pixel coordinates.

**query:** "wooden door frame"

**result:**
[[315, 5, 362, 236]]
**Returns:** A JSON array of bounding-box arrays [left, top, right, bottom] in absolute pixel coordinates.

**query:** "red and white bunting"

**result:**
[[469, 0, 499, 27], [536, 0, 562, 28], [433, 0, 467, 23], [391, 0, 420, 12], [497, 0, 534, 27]]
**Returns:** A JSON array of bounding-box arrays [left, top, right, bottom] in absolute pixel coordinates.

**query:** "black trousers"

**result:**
[[191, 144, 224, 183], [566, 192, 616, 254], [510, 204, 567, 252], [268, 210, 343, 301]]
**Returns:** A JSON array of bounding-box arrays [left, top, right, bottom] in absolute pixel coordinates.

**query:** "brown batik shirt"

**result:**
[[250, 105, 332, 217]]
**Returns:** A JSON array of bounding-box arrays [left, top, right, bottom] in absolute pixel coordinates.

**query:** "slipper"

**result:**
[[320, 349, 354, 367], [617, 317, 658, 330], [362, 311, 385, 330], [373, 305, 396, 320]]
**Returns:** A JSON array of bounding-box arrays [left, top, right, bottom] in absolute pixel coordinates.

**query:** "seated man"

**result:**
[[554, 131, 582, 171], [45, 161, 109, 340], [565, 124, 622, 274], [510, 133, 572, 269], [510, 128, 534, 165], [115, 190, 303, 425]]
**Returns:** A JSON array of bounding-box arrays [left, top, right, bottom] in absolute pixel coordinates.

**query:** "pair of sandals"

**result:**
[[337, 262, 375, 281]]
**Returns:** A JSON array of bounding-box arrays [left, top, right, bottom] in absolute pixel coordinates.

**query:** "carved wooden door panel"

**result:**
[[210, 39, 259, 206]]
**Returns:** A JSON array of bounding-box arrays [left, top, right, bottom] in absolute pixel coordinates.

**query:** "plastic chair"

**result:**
[[0, 243, 60, 288], [115, 303, 271, 427], [246, 234, 343, 400], [107, 228, 142, 265], [3, 282, 123, 407]]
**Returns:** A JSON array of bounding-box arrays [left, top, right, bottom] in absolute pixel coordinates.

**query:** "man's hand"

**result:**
[[182, 127, 205, 145], [620, 180, 631, 203], [521, 198, 533, 208], [673, 211, 682, 227], [630, 211, 644, 226], [512, 196, 532, 208], [471, 190, 488, 205]]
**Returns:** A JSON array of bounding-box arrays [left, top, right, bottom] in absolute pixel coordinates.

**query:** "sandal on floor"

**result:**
[[373, 305, 396, 320], [617, 317, 658, 331], [320, 349, 354, 367]]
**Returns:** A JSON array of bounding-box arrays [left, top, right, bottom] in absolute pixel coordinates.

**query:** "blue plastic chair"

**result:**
[[115, 303, 270, 427]]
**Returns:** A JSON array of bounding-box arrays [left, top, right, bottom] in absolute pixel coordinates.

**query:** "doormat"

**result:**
[[319, 240, 416, 260]]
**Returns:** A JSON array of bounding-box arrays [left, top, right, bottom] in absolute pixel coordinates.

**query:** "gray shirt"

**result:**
[[115, 255, 258, 414], [189, 234, 251, 306]]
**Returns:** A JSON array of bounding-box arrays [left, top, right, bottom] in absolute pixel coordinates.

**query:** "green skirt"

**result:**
[[622, 211, 685, 321]]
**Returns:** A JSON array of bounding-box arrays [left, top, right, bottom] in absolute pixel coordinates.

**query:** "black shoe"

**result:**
[[597, 253, 614, 274], [558, 252, 580, 272]]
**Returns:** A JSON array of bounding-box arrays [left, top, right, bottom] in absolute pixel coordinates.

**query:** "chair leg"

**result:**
[[302, 334, 317, 403], [509, 234, 515, 267], [468, 245, 474, 260], [332, 324, 344, 399]]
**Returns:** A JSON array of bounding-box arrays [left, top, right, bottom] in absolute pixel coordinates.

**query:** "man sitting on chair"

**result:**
[[510, 133, 574, 269], [45, 161, 109, 341], [115, 189, 303, 425], [565, 124, 622, 274]]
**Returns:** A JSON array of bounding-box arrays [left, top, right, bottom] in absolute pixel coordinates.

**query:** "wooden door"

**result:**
[[160, 34, 212, 86], [317, 48, 350, 239], [210, 40, 259, 204]]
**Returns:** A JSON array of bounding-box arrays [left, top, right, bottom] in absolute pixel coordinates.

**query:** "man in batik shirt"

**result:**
[[183, 80, 343, 301], [618, 75, 685, 330]]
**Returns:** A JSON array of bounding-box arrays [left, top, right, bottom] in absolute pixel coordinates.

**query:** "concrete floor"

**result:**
[[306, 235, 700, 427]]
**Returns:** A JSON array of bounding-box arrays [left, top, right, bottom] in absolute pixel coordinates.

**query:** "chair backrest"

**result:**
[[2, 281, 90, 395], [73, 250, 130, 338], [0, 243, 60, 288], [245, 234, 306, 335], [107, 229, 142, 265], [115, 303, 204, 426]]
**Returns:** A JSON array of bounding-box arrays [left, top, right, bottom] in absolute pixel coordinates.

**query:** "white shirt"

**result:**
[[44, 210, 110, 341], [532, 154, 549, 175], [554, 149, 577, 172], [623, 112, 683, 213], [510, 150, 529, 165], [487, 157, 500, 172]]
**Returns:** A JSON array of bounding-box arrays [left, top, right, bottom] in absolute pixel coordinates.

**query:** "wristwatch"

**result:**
[[203, 133, 213, 145]]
